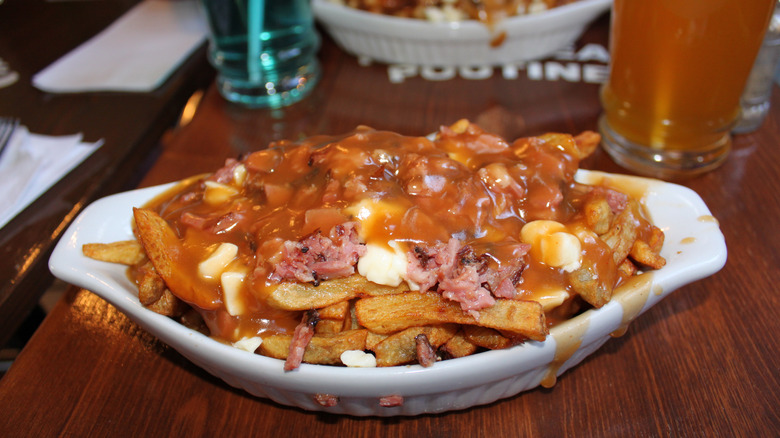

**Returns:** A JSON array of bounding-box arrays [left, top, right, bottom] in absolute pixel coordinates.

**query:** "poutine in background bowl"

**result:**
[[312, 0, 612, 66], [49, 122, 726, 416]]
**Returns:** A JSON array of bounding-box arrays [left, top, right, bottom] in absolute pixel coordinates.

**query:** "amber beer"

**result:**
[[599, 0, 775, 178]]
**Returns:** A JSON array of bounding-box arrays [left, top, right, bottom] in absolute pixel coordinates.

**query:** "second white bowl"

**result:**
[[312, 0, 612, 66]]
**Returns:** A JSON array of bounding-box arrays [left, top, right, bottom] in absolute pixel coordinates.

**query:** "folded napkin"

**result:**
[[32, 0, 208, 93], [0, 127, 103, 230]]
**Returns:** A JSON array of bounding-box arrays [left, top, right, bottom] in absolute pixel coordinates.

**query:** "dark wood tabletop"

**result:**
[[0, 0, 214, 348], [1, 3, 779, 437]]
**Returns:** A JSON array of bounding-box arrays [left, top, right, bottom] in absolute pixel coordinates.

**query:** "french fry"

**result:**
[[179, 308, 209, 335], [617, 258, 638, 278], [137, 262, 165, 306], [441, 331, 479, 359], [313, 301, 350, 334], [258, 329, 368, 365], [573, 130, 601, 159], [317, 301, 349, 320], [583, 196, 613, 235], [355, 291, 547, 341], [629, 239, 666, 270], [145, 288, 185, 317], [600, 201, 640, 265], [647, 225, 665, 254], [462, 325, 513, 350], [372, 325, 457, 367], [267, 275, 408, 311], [133, 208, 221, 310], [365, 331, 389, 351], [346, 303, 359, 331], [82, 240, 146, 265], [314, 319, 345, 335], [568, 260, 612, 308]]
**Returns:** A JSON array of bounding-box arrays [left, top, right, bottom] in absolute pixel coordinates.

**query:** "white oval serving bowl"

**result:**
[[312, 0, 612, 66], [49, 169, 726, 416]]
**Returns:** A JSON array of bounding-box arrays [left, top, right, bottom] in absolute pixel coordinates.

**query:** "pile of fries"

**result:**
[[83, 120, 665, 370]]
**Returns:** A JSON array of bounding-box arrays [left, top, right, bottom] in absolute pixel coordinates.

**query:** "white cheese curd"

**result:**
[[345, 198, 406, 230], [232, 163, 247, 186], [340, 350, 377, 368], [357, 241, 409, 288], [441, 4, 464, 21], [347, 199, 421, 289], [424, 6, 446, 22], [521, 220, 566, 246], [535, 288, 571, 311], [528, 0, 548, 14], [198, 242, 238, 279], [221, 269, 248, 316], [541, 232, 582, 272], [232, 336, 263, 353], [521, 220, 582, 271], [424, 5, 465, 22], [203, 180, 239, 205]]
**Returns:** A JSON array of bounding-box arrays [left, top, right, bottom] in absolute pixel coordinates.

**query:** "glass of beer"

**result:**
[[599, 0, 776, 179], [200, 0, 321, 108]]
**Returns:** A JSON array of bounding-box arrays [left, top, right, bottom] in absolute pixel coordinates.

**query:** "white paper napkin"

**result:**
[[32, 0, 208, 93], [0, 126, 103, 230]]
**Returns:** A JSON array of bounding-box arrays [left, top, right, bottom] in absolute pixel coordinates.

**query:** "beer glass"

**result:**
[[599, 0, 775, 179], [200, 0, 321, 108]]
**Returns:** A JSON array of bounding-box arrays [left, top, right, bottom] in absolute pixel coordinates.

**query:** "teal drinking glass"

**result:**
[[200, 0, 321, 108]]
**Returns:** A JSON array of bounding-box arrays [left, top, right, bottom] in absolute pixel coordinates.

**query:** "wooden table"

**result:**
[[0, 0, 213, 347], [2, 10, 779, 437]]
